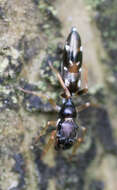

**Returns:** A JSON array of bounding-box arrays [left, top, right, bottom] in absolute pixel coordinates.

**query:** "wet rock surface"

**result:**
[[0, 47, 22, 80], [89, 180, 104, 190], [11, 153, 25, 190]]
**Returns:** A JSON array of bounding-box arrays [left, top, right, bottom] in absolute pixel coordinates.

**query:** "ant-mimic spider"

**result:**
[[49, 27, 88, 98], [18, 27, 90, 159]]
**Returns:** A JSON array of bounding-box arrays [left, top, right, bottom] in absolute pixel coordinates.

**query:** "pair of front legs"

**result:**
[[18, 60, 89, 112]]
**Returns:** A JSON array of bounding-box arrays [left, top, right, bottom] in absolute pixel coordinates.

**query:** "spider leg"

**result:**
[[76, 102, 90, 112], [34, 121, 56, 144], [76, 102, 102, 112], [17, 87, 60, 112], [41, 130, 56, 159], [48, 61, 71, 99], [69, 126, 87, 160]]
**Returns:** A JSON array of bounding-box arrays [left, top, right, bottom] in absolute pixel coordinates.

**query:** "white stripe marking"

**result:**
[[80, 46, 83, 51], [78, 80, 81, 88], [79, 68, 82, 72], [76, 62, 80, 66], [65, 45, 70, 51], [69, 60, 73, 66], [72, 27, 77, 32], [65, 79, 70, 86], [64, 67, 68, 71]]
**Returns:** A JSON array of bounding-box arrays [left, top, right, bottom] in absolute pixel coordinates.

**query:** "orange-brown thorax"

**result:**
[[69, 63, 79, 73]]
